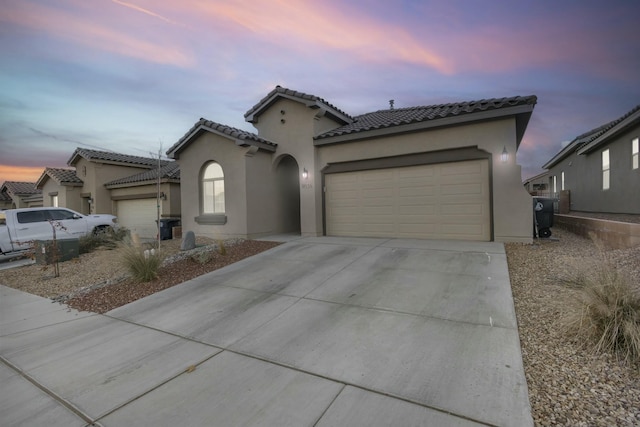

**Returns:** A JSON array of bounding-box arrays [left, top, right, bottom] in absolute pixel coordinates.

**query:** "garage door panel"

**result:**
[[325, 160, 490, 241], [117, 199, 159, 239]]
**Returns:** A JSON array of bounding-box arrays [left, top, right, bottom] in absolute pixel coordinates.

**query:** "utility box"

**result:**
[[34, 239, 80, 265]]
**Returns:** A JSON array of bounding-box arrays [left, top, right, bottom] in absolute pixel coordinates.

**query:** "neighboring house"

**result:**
[[31, 148, 181, 238], [541, 105, 640, 214], [0, 191, 12, 210], [35, 168, 84, 211], [0, 181, 42, 208], [168, 86, 537, 242], [523, 171, 550, 196], [105, 162, 181, 238]]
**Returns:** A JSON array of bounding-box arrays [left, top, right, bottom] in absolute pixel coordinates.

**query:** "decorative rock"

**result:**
[[180, 231, 196, 251]]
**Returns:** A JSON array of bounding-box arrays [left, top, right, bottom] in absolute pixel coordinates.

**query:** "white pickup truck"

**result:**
[[0, 207, 118, 255]]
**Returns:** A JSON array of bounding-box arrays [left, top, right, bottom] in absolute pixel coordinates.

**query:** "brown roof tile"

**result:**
[[67, 148, 164, 168], [244, 86, 353, 124], [166, 118, 277, 158], [316, 95, 538, 140], [105, 162, 180, 187], [1, 181, 41, 195]]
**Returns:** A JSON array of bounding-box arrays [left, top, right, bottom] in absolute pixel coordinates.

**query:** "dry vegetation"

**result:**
[[506, 229, 639, 427]]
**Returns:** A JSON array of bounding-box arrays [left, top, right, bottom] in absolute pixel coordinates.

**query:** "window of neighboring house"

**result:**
[[52, 195, 58, 207], [561, 172, 565, 191], [552, 175, 557, 194], [633, 137, 639, 170], [602, 149, 610, 190], [202, 162, 225, 214]]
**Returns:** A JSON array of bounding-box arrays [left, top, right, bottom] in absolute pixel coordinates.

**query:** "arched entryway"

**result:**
[[274, 155, 301, 234]]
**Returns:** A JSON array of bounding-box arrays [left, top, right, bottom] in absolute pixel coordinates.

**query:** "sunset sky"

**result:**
[[1, 0, 639, 184]]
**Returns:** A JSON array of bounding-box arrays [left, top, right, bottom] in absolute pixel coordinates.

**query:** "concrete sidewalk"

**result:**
[[1, 237, 533, 426]]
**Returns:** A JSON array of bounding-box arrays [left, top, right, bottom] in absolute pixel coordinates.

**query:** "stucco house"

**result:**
[[36, 168, 85, 211], [33, 148, 181, 238], [0, 181, 42, 209], [105, 162, 181, 238], [523, 171, 550, 196], [541, 105, 640, 214], [168, 86, 536, 243]]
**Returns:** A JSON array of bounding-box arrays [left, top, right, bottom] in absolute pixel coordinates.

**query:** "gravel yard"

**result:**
[[1, 230, 639, 426], [506, 228, 640, 427]]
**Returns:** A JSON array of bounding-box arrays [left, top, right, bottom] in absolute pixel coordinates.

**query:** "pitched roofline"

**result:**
[[576, 106, 640, 155], [542, 105, 640, 168], [523, 170, 549, 185], [541, 140, 581, 169], [244, 86, 354, 125], [35, 167, 83, 189], [166, 119, 277, 159], [314, 102, 535, 147], [67, 148, 162, 169]]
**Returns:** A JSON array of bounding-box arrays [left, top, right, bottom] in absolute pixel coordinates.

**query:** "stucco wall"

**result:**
[[175, 132, 251, 239], [251, 98, 336, 236], [548, 126, 640, 214]]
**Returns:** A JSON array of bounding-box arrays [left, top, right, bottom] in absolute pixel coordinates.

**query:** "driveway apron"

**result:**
[[1, 237, 532, 427]]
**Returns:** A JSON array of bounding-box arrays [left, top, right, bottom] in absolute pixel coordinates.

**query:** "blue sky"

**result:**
[[1, 0, 639, 183]]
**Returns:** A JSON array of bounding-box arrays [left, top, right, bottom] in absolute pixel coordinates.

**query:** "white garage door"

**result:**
[[325, 159, 491, 241], [117, 199, 159, 239]]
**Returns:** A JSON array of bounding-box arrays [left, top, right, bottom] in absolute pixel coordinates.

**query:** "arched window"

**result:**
[[202, 162, 225, 213]]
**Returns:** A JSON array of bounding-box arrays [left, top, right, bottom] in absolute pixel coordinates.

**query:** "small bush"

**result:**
[[191, 250, 213, 264], [217, 239, 226, 256], [562, 263, 640, 363], [79, 227, 129, 254], [120, 243, 164, 282]]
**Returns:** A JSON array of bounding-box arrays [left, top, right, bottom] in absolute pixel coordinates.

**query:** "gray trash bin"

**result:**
[[533, 197, 554, 238], [158, 219, 181, 240]]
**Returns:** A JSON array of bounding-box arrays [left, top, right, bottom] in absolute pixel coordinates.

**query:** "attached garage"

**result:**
[[116, 198, 159, 239], [325, 159, 491, 241]]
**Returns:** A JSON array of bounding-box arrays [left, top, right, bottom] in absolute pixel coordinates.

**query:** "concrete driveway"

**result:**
[[0, 236, 532, 426]]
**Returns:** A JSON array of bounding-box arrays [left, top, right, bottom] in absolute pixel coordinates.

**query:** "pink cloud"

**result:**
[[190, 0, 453, 74], [2, 0, 195, 67]]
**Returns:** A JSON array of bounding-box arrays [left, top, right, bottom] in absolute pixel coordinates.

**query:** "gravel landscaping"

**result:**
[[1, 230, 639, 426]]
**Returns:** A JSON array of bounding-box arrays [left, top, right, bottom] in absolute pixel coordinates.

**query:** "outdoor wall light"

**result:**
[[159, 192, 167, 200], [501, 146, 509, 163], [302, 168, 308, 179]]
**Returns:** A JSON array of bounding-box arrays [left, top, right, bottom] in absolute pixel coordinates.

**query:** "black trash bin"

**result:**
[[533, 197, 554, 238], [158, 219, 181, 240]]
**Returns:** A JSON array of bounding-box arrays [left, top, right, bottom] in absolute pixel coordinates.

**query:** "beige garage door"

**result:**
[[325, 160, 491, 241], [117, 199, 159, 239]]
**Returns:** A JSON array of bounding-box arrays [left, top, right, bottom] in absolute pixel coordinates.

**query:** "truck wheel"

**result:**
[[93, 226, 113, 235], [538, 228, 552, 238]]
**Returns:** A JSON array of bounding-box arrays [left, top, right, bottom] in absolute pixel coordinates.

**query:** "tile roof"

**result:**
[[542, 104, 640, 168], [244, 86, 354, 124], [1, 181, 41, 195], [316, 95, 538, 140], [37, 168, 83, 187], [68, 148, 165, 168], [166, 118, 277, 158], [105, 162, 180, 187]]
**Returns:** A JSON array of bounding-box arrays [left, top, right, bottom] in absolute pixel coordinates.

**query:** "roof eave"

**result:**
[[105, 178, 180, 189], [245, 93, 352, 125], [315, 103, 535, 147], [576, 110, 640, 155]]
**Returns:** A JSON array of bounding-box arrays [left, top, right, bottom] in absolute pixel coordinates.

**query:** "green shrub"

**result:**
[[191, 250, 213, 264], [562, 263, 640, 363], [120, 243, 164, 282]]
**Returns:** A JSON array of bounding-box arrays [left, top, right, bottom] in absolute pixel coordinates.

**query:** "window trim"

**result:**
[[633, 137, 639, 170], [602, 149, 610, 190], [201, 162, 225, 215]]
